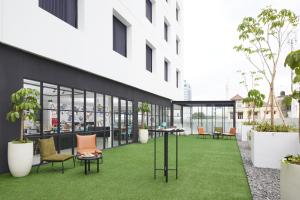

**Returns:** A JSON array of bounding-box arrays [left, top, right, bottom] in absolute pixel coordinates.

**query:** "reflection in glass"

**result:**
[[74, 89, 84, 132], [113, 97, 119, 147], [128, 101, 133, 143], [105, 95, 112, 148], [60, 87, 72, 133], [43, 83, 58, 134], [120, 100, 127, 145]]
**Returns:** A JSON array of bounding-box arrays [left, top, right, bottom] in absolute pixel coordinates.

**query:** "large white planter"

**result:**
[[280, 162, 300, 200], [250, 131, 300, 169], [239, 125, 252, 142], [8, 142, 33, 177], [139, 129, 148, 144]]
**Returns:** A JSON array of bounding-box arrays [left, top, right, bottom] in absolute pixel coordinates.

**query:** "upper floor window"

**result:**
[[176, 70, 180, 88], [146, 0, 152, 22], [164, 22, 168, 41], [113, 16, 127, 57], [39, 0, 78, 28], [176, 40, 179, 54], [146, 44, 153, 72], [164, 61, 169, 82], [176, 5, 180, 21]]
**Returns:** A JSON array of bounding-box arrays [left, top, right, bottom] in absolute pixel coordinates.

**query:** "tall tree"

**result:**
[[234, 6, 298, 126]]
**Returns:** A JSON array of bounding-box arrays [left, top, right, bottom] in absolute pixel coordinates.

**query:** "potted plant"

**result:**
[[138, 102, 150, 144], [6, 88, 41, 177], [280, 49, 300, 199]]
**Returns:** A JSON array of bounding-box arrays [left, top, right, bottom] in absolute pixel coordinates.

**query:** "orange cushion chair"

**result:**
[[76, 134, 102, 155], [197, 127, 210, 138], [222, 128, 237, 139]]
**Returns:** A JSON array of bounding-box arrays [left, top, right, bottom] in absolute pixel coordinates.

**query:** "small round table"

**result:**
[[77, 154, 102, 175]]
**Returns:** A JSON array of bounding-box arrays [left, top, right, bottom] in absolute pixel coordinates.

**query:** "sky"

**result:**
[[183, 0, 300, 100]]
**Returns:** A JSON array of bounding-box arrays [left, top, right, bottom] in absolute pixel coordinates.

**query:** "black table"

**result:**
[[77, 154, 102, 175], [149, 128, 184, 183]]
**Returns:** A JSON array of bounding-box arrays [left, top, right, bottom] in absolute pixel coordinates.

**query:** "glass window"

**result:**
[[146, 0, 152, 22], [86, 91, 95, 132], [146, 44, 153, 72], [113, 16, 127, 57], [23, 79, 41, 136], [113, 97, 119, 147], [128, 101, 133, 143], [43, 83, 58, 134], [164, 61, 168, 82], [60, 87, 72, 133], [164, 22, 168, 41], [74, 89, 84, 132], [105, 95, 112, 148]]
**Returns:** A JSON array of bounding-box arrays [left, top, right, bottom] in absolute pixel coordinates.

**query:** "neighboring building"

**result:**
[[0, 0, 183, 172], [183, 80, 192, 101], [230, 94, 281, 122]]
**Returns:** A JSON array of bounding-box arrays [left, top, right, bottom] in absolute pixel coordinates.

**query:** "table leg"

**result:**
[[176, 131, 178, 179], [84, 160, 87, 175], [97, 158, 99, 173], [88, 160, 90, 172], [154, 130, 156, 179], [164, 132, 168, 183]]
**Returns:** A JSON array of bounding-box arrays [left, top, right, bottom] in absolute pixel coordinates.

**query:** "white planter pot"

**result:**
[[280, 162, 300, 200], [139, 129, 149, 144], [8, 142, 33, 177], [239, 125, 252, 142], [250, 131, 300, 169]]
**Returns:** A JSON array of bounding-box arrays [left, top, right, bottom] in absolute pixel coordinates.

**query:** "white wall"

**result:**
[[0, 0, 184, 100]]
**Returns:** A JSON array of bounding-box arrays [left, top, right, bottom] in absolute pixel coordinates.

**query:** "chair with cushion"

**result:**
[[37, 137, 75, 173], [76, 134, 103, 162], [222, 128, 237, 139], [198, 127, 210, 138], [213, 127, 223, 139]]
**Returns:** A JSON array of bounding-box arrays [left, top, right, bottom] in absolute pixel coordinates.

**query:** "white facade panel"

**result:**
[[0, 0, 184, 100]]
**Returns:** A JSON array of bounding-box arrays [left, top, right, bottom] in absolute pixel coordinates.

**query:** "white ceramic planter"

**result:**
[[139, 129, 148, 144], [8, 142, 33, 177], [280, 162, 300, 200], [239, 125, 252, 142], [250, 131, 300, 169]]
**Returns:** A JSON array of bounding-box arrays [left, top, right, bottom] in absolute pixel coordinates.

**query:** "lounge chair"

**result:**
[[198, 127, 210, 138], [37, 137, 75, 173], [76, 134, 103, 163], [222, 128, 237, 139]]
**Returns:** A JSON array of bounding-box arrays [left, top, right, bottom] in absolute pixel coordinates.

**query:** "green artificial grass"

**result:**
[[0, 136, 251, 200]]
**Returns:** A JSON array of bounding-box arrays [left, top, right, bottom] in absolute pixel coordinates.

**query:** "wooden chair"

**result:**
[[198, 127, 211, 138], [37, 137, 75, 173], [222, 128, 237, 139]]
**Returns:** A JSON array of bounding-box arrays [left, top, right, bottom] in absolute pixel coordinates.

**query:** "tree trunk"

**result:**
[[263, 92, 271, 122], [274, 95, 287, 126], [270, 83, 275, 127], [298, 100, 300, 143], [20, 115, 24, 141]]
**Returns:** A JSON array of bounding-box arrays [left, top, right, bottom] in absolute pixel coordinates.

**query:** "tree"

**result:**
[[243, 89, 265, 123], [234, 6, 298, 127], [6, 88, 41, 142], [138, 102, 150, 129], [192, 112, 205, 119], [237, 70, 262, 121], [284, 49, 300, 141]]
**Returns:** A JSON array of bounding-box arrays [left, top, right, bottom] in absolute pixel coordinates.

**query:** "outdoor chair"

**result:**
[[197, 127, 211, 138], [222, 128, 237, 139], [37, 137, 75, 173], [76, 134, 103, 163]]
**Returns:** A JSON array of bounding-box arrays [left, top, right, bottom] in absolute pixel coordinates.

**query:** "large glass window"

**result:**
[[96, 93, 104, 149], [105, 95, 112, 148], [113, 97, 119, 147], [60, 87, 72, 133], [120, 99, 127, 145], [23, 79, 41, 136], [74, 89, 84, 132], [128, 101, 133, 143], [146, 44, 153, 72], [164, 60, 168, 82], [43, 83, 58, 134], [86, 91, 95, 132], [113, 16, 127, 57], [164, 21, 168, 41]]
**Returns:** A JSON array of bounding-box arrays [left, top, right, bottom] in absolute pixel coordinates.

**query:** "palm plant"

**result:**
[[138, 102, 150, 129]]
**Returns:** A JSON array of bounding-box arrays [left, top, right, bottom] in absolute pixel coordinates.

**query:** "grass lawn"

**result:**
[[0, 136, 251, 200]]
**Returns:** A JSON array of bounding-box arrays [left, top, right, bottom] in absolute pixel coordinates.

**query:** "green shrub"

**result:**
[[283, 155, 300, 165], [255, 122, 293, 132], [242, 121, 259, 126]]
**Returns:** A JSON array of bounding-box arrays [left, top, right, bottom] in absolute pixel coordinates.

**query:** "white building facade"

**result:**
[[0, 0, 184, 173]]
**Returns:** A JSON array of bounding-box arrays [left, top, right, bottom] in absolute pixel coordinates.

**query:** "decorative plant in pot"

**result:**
[[278, 49, 300, 199], [6, 88, 41, 177], [138, 102, 150, 144]]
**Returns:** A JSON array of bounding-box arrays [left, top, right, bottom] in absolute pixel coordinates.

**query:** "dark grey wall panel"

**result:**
[[0, 42, 171, 173]]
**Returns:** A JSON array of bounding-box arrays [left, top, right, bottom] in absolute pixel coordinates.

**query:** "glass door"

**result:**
[[120, 99, 127, 145], [113, 97, 120, 147]]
